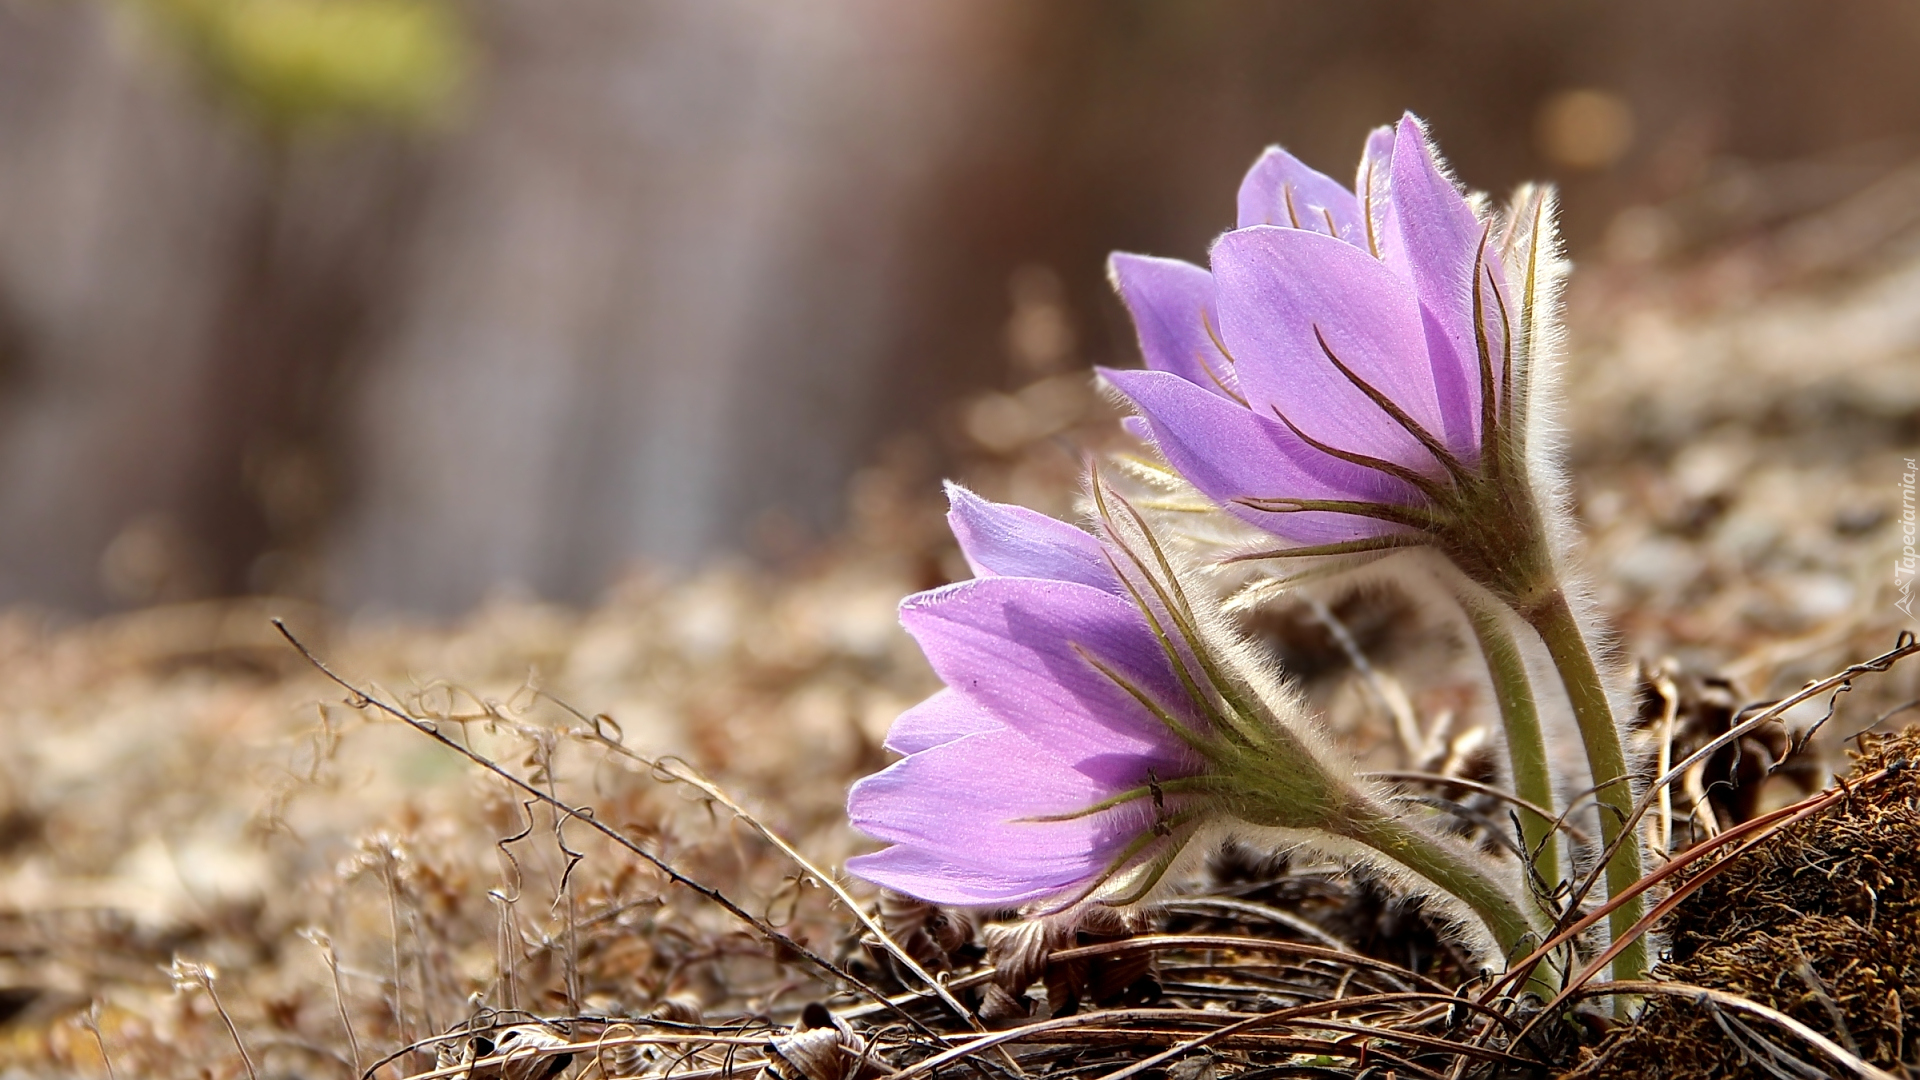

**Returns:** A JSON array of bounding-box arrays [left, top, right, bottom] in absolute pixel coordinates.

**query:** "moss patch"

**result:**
[[1575, 726, 1920, 1079]]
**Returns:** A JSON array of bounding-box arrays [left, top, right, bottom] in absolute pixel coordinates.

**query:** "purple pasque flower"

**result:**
[[1102, 114, 1554, 605], [846, 484, 1544, 963], [845, 482, 1381, 911], [845, 484, 1213, 908]]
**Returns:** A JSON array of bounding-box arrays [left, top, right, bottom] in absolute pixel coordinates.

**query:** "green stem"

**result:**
[[1227, 727, 1559, 995], [1461, 596, 1561, 900], [1340, 806, 1558, 998], [1524, 587, 1647, 983]]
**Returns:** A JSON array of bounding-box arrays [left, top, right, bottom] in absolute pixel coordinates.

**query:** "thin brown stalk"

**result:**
[[1364, 771, 1592, 847], [884, 1006, 1449, 1080], [1046, 934, 1450, 995], [1080, 992, 1539, 1080], [79, 1001, 119, 1080], [302, 929, 364, 1077], [1150, 897, 1352, 951]]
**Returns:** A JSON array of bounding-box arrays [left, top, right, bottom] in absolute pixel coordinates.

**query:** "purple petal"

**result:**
[[850, 731, 1118, 852], [1354, 124, 1396, 257], [847, 727, 1175, 906], [852, 730, 1144, 854], [884, 689, 1002, 755], [1209, 226, 1446, 473], [1237, 146, 1365, 244], [1101, 367, 1408, 544], [1107, 253, 1240, 400], [944, 483, 1117, 595], [899, 577, 1203, 779], [1378, 114, 1505, 459], [846, 845, 1070, 907]]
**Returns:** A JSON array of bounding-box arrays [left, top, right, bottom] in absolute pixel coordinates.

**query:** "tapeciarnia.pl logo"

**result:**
[[1900, 457, 1917, 619]]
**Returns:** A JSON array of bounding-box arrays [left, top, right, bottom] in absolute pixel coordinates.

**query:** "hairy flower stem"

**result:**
[[1524, 586, 1647, 984], [1338, 805, 1557, 997], [1461, 596, 1561, 901], [1221, 733, 1553, 991]]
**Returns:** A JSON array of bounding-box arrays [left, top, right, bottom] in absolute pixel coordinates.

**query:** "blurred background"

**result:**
[[5, 0, 1920, 615]]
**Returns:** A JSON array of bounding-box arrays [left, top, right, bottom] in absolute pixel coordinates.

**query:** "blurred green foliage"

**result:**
[[130, 0, 470, 134]]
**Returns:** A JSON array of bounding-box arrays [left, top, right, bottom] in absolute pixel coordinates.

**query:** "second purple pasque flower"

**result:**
[[1102, 113, 1551, 603]]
